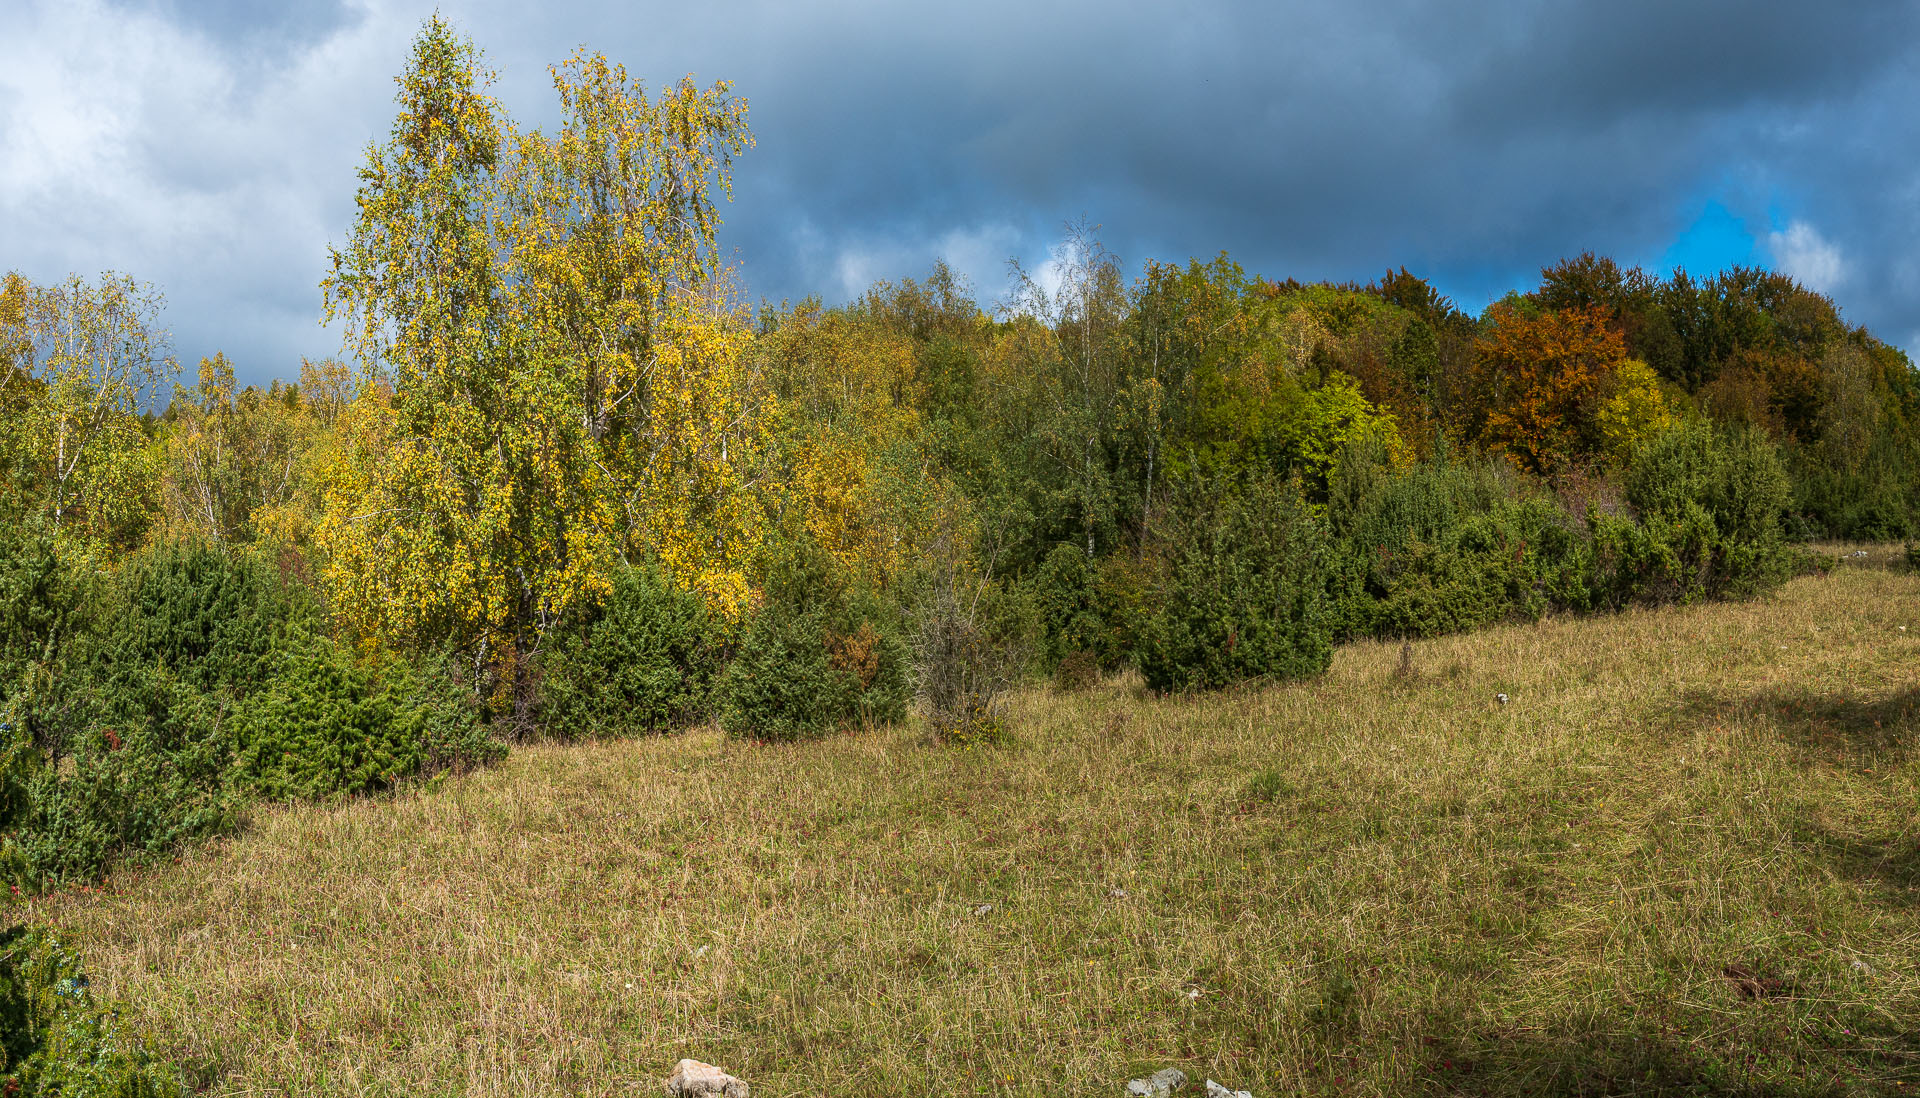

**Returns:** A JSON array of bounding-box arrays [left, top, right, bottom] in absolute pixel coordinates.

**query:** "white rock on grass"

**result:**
[[1205, 1081, 1253, 1098], [1126, 1068, 1188, 1097], [665, 1059, 749, 1098]]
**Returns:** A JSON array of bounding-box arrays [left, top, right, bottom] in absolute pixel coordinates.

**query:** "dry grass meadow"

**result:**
[[21, 547, 1920, 1096]]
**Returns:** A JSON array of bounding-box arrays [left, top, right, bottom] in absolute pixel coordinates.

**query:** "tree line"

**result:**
[[2, 16, 1916, 892]]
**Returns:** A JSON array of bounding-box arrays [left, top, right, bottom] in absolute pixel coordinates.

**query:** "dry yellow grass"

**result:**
[[21, 548, 1920, 1096]]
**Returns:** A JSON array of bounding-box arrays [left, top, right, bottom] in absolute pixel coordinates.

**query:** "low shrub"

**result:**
[[0, 925, 183, 1096], [1587, 507, 1715, 606], [716, 608, 842, 742], [717, 541, 911, 741], [539, 564, 727, 738], [918, 618, 1014, 745], [0, 523, 95, 702], [1326, 452, 1595, 642], [2, 667, 236, 890], [1027, 544, 1105, 671], [827, 614, 912, 727], [915, 559, 1021, 744], [394, 654, 503, 775], [1136, 476, 1333, 693], [718, 608, 911, 742], [1052, 650, 1100, 693], [1790, 547, 1838, 577], [1786, 430, 1920, 541], [103, 541, 308, 695], [1021, 545, 1158, 673], [0, 537, 499, 891], [229, 633, 434, 801], [1596, 421, 1794, 605]]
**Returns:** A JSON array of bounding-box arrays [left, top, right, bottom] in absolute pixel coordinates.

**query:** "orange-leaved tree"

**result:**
[[1468, 300, 1628, 474]]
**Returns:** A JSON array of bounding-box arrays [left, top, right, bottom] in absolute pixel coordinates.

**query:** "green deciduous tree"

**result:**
[[0, 271, 171, 549]]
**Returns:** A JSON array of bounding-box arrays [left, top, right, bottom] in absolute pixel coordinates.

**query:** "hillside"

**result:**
[[24, 550, 1918, 1097]]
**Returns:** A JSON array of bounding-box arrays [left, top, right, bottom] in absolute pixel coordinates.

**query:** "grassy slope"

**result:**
[[21, 550, 1920, 1097]]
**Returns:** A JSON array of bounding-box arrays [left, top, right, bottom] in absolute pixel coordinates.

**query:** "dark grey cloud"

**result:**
[[1450, 0, 1919, 126], [3, 0, 1916, 388]]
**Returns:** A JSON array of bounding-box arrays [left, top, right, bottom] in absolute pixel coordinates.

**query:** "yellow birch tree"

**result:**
[[318, 18, 760, 695]]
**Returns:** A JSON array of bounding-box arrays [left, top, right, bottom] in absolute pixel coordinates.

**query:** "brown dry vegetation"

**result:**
[[21, 548, 1920, 1097]]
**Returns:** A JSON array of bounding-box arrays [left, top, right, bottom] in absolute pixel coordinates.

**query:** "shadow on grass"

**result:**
[[1674, 684, 1920, 905], [1794, 819, 1920, 909], [1679, 684, 1920, 764], [1408, 1012, 1920, 1096]]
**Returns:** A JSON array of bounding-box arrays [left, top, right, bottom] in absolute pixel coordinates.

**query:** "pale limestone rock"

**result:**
[[665, 1059, 748, 1098], [1126, 1068, 1187, 1097]]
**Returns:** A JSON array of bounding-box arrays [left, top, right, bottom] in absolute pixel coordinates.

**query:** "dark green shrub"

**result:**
[[716, 608, 842, 742], [717, 605, 911, 741], [0, 542, 265, 889], [1137, 476, 1333, 692], [540, 564, 726, 738], [1588, 507, 1717, 606], [0, 533, 499, 890], [2, 667, 236, 890], [1088, 552, 1159, 669], [1907, 543, 1920, 571], [1625, 422, 1790, 540], [1021, 545, 1158, 672], [229, 633, 427, 801], [717, 540, 911, 741], [1027, 544, 1107, 669], [0, 523, 94, 704], [0, 925, 184, 1096], [392, 654, 503, 775], [1600, 421, 1794, 605], [103, 541, 308, 695], [1786, 431, 1920, 541], [1326, 457, 1594, 641], [774, 540, 912, 727]]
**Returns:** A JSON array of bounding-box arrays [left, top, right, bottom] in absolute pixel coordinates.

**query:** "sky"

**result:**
[[2, 0, 1917, 387]]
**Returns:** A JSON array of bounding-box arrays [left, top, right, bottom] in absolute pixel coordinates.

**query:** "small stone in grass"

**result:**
[[1205, 1082, 1254, 1098], [665, 1059, 749, 1098], [973, 903, 995, 916], [1126, 1068, 1188, 1097]]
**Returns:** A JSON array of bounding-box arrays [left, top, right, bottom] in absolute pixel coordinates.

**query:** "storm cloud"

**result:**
[[3, 0, 1916, 385]]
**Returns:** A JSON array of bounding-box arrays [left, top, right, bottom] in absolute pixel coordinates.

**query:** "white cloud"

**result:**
[[1027, 238, 1075, 310], [1766, 219, 1848, 293], [0, 0, 429, 379], [790, 220, 1024, 305], [928, 223, 1021, 301]]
